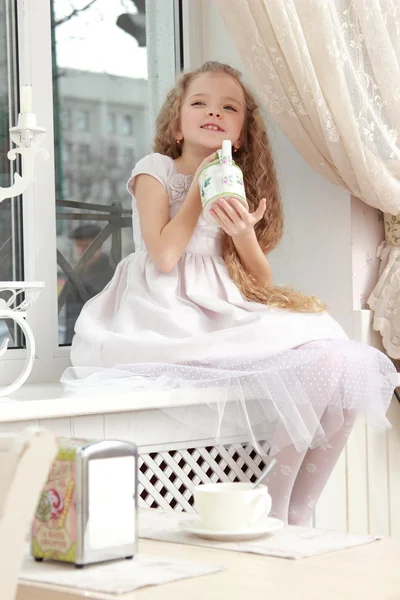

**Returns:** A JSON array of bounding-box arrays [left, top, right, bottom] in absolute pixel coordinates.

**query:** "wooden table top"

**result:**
[[17, 537, 400, 600]]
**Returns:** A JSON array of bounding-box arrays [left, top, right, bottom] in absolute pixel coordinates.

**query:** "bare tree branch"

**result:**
[[55, 0, 98, 27]]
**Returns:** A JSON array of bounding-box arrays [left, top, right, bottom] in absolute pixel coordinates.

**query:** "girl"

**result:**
[[63, 62, 397, 526]]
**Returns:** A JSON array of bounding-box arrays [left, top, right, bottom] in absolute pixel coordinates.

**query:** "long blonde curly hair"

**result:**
[[154, 61, 326, 313]]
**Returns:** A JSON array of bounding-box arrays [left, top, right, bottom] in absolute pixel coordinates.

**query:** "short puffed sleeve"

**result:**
[[126, 153, 174, 196]]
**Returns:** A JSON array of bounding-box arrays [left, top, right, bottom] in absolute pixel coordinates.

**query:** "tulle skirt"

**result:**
[[61, 339, 398, 457]]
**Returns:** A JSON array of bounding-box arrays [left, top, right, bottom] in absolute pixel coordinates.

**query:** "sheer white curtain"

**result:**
[[215, 0, 400, 358]]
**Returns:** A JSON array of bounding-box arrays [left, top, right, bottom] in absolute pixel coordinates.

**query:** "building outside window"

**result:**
[[77, 143, 90, 164], [107, 112, 116, 135], [75, 109, 90, 132], [63, 177, 73, 199], [123, 147, 135, 166], [107, 145, 118, 167], [61, 106, 72, 130], [63, 142, 73, 162], [122, 114, 133, 136]]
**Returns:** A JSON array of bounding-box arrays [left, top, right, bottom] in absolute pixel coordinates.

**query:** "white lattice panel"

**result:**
[[138, 442, 269, 512]]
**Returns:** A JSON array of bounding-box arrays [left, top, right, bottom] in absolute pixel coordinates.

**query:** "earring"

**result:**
[[176, 139, 182, 145], [233, 146, 239, 154]]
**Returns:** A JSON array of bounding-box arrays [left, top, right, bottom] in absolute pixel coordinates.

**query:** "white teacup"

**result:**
[[193, 482, 272, 532], [198, 139, 248, 226]]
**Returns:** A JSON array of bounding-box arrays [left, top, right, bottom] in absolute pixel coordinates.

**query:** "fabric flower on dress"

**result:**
[[169, 174, 194, 201]]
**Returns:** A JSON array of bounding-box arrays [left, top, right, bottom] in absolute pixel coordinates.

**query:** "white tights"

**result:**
[[268, 409, 356, 526]]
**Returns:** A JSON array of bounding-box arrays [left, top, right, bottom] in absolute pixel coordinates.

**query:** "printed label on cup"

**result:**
[[198, 141, 247, 226]]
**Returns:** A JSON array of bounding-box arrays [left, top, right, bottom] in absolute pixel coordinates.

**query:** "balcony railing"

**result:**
[[56, 199, 132, 313]]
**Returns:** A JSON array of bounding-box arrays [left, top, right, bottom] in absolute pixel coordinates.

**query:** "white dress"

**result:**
[[63, 153, 397, 455]]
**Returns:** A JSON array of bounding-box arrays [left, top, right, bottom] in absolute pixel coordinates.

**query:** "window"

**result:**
[[75, 109, 90, 132], [2, 0, 184, 385], [78, 177, 91, 200], [123, 147, 135, 166], [63, 177, 73, 199], [107, 112, 116, 135], [52, 0, 181, 349], [107, 145, 118, 167], [122, 115, 133, 136], [61, 107, 72, 130], [77, 144, 90, 163], [63, 142, 73, 162]]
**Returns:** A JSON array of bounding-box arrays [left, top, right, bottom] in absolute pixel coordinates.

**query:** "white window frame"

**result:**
[[0, 0, 203, 387]]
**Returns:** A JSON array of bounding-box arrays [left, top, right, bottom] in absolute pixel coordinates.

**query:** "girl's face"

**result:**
[[177, 72, 245, 152]]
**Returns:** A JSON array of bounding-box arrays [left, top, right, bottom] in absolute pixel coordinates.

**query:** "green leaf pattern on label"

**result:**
[[35, 492, 51, 522]]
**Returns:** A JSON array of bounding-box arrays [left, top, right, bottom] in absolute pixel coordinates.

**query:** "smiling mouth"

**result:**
[[201, 125, 224, 132]]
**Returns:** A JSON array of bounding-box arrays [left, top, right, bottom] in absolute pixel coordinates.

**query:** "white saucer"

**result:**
[[178, 516, 284, 542]]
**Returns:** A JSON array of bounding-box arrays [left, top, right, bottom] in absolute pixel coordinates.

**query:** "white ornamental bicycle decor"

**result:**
[[0, 85, 48, 395], [0, 282, 45, 396]]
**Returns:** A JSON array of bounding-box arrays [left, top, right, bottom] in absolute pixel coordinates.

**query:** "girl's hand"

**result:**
[[193, 152, 218, 182], [187, 152, 219, 205], [210, 197, 267, 238], [187, 152, 218, 200]]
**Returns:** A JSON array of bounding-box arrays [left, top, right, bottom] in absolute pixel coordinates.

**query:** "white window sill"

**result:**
[[0, 383, 208, 423]]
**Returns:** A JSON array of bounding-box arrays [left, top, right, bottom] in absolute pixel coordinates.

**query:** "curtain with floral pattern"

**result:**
[[215, 0, 400, 358]]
